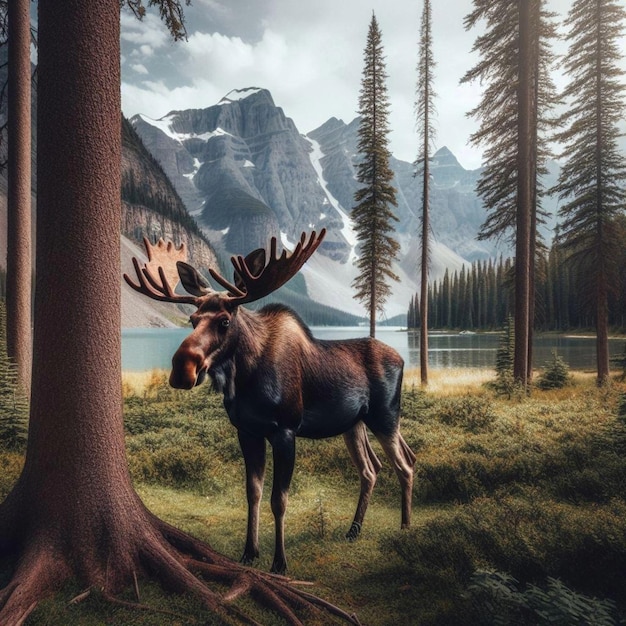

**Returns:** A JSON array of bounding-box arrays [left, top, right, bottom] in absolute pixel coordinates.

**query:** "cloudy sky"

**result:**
[[120, 0, 602, 171]]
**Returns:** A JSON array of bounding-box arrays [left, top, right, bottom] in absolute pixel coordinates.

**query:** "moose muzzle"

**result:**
[[170, 344, 208, 389]]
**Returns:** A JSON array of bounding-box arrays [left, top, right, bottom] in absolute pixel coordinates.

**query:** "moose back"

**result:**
[[125, 231, 416, 574]]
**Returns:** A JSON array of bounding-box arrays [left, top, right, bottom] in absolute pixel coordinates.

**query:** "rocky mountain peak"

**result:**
[[218, 87, 273, 106], [132, 87, 350, 260], [432, 146, 461, 169]]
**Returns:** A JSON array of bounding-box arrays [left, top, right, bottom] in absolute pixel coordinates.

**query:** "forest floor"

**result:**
[[1, 367, 625, 625]]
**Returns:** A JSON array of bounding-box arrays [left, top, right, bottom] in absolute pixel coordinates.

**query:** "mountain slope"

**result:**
[[131, 88, 351, 261]]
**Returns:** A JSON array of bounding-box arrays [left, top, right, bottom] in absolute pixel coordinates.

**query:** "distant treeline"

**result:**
[[408, 222, 626, 332]]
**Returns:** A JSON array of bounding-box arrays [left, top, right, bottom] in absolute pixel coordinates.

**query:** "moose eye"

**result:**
[[219, 318, 230, 331]]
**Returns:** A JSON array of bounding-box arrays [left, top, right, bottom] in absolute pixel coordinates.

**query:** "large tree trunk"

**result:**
[[0, 2, 355, 624], [6, 0, 32, 396]]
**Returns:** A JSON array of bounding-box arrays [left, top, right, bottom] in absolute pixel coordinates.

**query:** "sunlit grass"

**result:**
[[122, 369, 171, 396], [7, 366, 623, 624], [404, 367, 494, 394]]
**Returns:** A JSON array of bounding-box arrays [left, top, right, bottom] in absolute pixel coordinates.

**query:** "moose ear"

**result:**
[[177, 261, 211, 297], [234, 248, 266, 291]]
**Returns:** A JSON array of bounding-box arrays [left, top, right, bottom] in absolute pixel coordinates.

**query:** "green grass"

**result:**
[[1, 369, 626, 624]]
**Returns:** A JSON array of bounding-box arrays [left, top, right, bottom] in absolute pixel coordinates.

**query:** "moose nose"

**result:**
[[170, 346, 206, 390]]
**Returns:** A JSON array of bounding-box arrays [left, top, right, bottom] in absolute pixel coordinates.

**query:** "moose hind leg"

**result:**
[[375, 430, 415, 529], [238, 432, 266, 565], [343, 422, 382, 541]]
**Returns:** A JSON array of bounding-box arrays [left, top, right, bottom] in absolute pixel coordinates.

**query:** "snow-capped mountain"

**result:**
[[130, 87, 494, 319]]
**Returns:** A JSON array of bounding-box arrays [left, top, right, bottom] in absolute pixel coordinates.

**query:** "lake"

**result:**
[[121, 327, 625, 372]]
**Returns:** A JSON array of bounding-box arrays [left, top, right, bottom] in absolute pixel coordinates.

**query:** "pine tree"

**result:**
[[537, 350, 572, 390], [494, 314, 515, 397], [352, 12, 400, 338], [414, 0, 437, 385], [549, 0, 626, 385], [462, 1, 558, 389]]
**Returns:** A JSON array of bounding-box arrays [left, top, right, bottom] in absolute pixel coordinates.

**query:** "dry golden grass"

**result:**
[[122, 369, 171, 396], [403, 367, 494, 395], [127, 367, 496, 397]]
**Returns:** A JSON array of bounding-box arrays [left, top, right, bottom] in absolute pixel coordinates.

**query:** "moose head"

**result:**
[[124, 230, 326, 390]]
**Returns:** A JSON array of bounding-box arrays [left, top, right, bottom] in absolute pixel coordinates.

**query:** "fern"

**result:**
[[467, 569, 619, 625], [0, 300, 29, 451]]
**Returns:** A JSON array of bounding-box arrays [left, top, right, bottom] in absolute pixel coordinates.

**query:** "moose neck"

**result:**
[[210, 306, 271, 393], [234, 305, 316, 375], [232, 307, 271, 372]]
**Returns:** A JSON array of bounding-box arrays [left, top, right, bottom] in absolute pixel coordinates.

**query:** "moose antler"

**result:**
[[124, 237, 200, 305], [210, 229, 326, 305]]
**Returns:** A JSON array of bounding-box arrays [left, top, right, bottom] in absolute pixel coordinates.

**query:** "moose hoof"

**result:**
[[240, 551, 258, 566], [345, 521, 362, 542], [270, 559, 287, 575]]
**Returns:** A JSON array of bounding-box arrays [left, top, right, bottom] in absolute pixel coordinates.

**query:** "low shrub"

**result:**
[[129, 444, 210, 486], [400, 385, 433, 420], [537, 351, 572, 390], [383, 491, 626, 607], [437, 395, 496, 432], [618, 392, 626, 424]]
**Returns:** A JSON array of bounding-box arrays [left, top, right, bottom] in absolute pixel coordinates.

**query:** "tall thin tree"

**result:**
[[5, 0, 32, 396], [352, 12, 400, 338], [415, 0, 437, 386], [462, 0, 557, 390], [514, 0, 535, 388], [550, 0, 626, 385]]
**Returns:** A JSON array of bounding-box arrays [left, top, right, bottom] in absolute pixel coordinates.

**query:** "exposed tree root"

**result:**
[[0, 542, 69, 626], [0, 502, 362, 626], [101, 590, 205, 623]]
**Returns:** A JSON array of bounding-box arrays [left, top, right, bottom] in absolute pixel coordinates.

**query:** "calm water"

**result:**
[[121, 326, 625, 372]]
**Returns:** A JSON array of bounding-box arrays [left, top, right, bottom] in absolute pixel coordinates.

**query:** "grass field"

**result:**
[[1, 367, 625, 624]]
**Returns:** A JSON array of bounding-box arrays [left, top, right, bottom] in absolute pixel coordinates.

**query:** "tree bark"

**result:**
[[6, 0, 32, 396], [594, 2, 610, 385], [420, 137, 429, 387], [596, 279, 610, 385], [514, 0, 533, 389]]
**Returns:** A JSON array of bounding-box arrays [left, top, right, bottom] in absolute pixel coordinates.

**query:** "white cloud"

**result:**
[[130, 63, 149, 75], [121, 0, 605, 171], [120, 11, 169, 49]]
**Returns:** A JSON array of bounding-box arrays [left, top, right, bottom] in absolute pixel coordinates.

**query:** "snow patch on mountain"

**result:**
[[306, 137, 358, 262], [135, 114, 232, 144], [303, 251, 418, 320], [218, 87, 264, 104]]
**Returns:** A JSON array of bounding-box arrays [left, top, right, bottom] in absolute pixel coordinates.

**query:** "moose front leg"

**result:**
[[268, 429, 296, 575], [238, 431, 266, 565]]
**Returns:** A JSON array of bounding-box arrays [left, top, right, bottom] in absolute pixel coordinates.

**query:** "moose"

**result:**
[[124, 230, 416, 574]]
